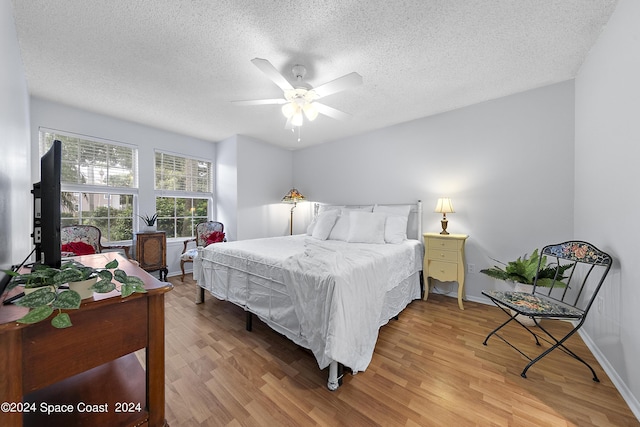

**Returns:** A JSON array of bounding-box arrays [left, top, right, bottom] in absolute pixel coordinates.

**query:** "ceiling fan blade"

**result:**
[[313, 72, 363, 98], [251, 58, 294, 92], [232, 98, 287, 106], [314, 102, 352, 121]]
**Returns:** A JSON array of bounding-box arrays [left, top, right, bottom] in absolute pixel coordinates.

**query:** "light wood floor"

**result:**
[[163, 275, 638, 426]]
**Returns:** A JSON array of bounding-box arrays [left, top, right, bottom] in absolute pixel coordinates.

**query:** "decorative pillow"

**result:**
[[346, 211, 386, 244], [206, 231, 225, 246], [328, 214, 350, 241], [317, 205, 345, 215], [373, 205, 412, 243], [61, 241, 96, 256], [311, 210, 339, 240]]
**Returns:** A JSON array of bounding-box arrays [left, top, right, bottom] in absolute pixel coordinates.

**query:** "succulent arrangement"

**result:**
[[138, 212, 158, 226]]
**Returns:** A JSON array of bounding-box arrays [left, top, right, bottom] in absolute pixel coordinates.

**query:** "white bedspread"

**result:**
[[197, 235, 422, 372], [283, 239, 390, 371]]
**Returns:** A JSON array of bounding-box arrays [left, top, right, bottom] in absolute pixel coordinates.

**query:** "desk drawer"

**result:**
[[429, 238, 459, 251], [428, 248, 458, 263], [427, 260, 458, 281]]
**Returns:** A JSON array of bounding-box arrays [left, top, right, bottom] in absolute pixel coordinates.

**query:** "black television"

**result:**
[[32, 139, 62, 268]]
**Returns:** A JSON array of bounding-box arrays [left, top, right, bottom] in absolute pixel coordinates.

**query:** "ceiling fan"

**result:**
[[233, 58, 363, 129]]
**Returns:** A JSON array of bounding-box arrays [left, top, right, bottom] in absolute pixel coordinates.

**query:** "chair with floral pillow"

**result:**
[[481, 240, 612, 381], [61, 224, 132, 259], [180, 221, 225, 281]]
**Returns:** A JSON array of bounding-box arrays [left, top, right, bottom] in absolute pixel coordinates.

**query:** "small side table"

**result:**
[[135, 231, 168, 281], [423, 232, 468, 310]]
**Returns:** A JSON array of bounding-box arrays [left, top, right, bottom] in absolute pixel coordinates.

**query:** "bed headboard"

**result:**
[[313, 200, 423, 240]]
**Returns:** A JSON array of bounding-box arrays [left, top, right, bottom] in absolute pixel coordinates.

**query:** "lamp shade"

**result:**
[[434, 197, 454, 213], [281, 188, 306, 204]]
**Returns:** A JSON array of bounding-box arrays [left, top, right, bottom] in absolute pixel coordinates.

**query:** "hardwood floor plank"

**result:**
[[164, 275, 639, 426]]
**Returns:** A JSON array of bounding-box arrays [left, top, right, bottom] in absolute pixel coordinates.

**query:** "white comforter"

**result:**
[[283, 239, 390, 371], [197, 235, 422, 372]]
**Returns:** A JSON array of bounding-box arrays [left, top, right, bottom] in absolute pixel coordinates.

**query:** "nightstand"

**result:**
[[135, 231, 168, 281], [423, 232, 469, 310]]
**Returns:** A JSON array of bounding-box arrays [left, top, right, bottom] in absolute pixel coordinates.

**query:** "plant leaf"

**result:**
[[97, 269, 113, 281], [105, 259, 119, 270], [51, 312, 73, 328], [120, 283, 135, 298], [16, 305, 54, 324], [114, 269, 128, 283], [52, 290, 82, 309], [90, 278, 116, 293], [15, 288, 56, 308]]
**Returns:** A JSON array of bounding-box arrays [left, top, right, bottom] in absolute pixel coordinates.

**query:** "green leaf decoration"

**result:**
[[114, 269, 128, 283], [120, 283, 134, 298], [16, 305, 54, 324], [51, 312, 73, 328], [105, 259, 119, 270], [54, 268, 85, 284], [52, 290, 82, 309], [124, 275, 145, 287], [15, 288, 56, 308], [97, 269, 113, 281], [90, 278, 116, 293]]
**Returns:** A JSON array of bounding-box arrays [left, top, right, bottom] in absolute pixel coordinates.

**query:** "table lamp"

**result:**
[[434, 197, 454, 235], [281, 188, 306, 235]]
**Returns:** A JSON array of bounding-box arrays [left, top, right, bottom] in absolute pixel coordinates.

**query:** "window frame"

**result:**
[[154, 150, 213, 240], [40, 128, 139, 244]]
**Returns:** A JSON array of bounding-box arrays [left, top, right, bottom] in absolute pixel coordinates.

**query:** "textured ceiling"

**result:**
[[11, 0, 617, 149]]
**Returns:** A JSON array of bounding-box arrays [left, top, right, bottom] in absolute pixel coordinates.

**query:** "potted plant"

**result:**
[[480, 248, 573, 325], [480, 248, 572, 289], [4, 258, 147, 328], [138, 212, 158, 232]]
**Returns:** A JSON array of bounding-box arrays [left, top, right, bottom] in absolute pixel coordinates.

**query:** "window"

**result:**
[[155, 151, 212, 238], [41, 130, 138, 242]]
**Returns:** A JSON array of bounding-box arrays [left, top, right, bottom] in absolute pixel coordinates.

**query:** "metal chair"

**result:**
[[482, 240, 612, 381], [180, 221, 225, 281], [61, 224, 132, 259]]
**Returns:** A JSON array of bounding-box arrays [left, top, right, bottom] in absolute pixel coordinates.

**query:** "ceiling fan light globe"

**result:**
[[292, 111, 304, 127], [281, 102, 295, 118], [303, 103, 319, 121]]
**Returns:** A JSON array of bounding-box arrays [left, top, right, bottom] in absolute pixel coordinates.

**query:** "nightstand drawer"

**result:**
[[427, 260, 458, 281], [428, 249, 458, 263], [429, 238, 459, 251]]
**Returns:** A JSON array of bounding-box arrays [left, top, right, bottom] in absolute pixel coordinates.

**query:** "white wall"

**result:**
[[216, 135, 239, 242], [0, 0, 32, 267], [574, 0, 640, 416], [293, 81, 575, 301], [236, 135, 293, 239], [29, 97, 216, 277]]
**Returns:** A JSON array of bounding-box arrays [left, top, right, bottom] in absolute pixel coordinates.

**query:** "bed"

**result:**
[[194, 201, 424, 390]]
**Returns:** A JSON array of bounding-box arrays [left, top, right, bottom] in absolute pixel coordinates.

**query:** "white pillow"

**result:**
[[346, 211, 386, 244], [373, 205, 411, 243], [311, 210, 339, 240], [328, 215, 350, 241], [384, 216, 408, 244], [317, 205, 344, 215]]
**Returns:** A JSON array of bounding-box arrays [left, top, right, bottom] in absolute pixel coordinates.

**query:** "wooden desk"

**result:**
[[0, 253, 173, 427]]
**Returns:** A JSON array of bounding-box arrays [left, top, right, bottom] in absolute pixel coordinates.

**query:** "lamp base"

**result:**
[[440, 218, 449, 235]]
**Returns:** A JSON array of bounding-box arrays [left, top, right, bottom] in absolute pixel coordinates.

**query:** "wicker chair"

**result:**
[[180, 221, 225, 281], [61, 224, 132, 259]]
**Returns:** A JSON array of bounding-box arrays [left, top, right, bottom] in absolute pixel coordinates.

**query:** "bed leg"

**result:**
[[246, 312, 252, 331], [195, 286, 205, 304], [327, 361, 343, 391]]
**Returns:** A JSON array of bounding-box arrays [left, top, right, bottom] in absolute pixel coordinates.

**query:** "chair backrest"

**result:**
[[195, 221, 224, 247], [61, 225, 103, 254], [533, 241, 612, 314]]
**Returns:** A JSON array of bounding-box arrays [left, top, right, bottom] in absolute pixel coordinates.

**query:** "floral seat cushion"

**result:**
[[482, 290, 584, 318]]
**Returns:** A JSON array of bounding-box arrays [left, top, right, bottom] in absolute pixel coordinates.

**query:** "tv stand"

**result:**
[[0, 253, 172, 426]]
